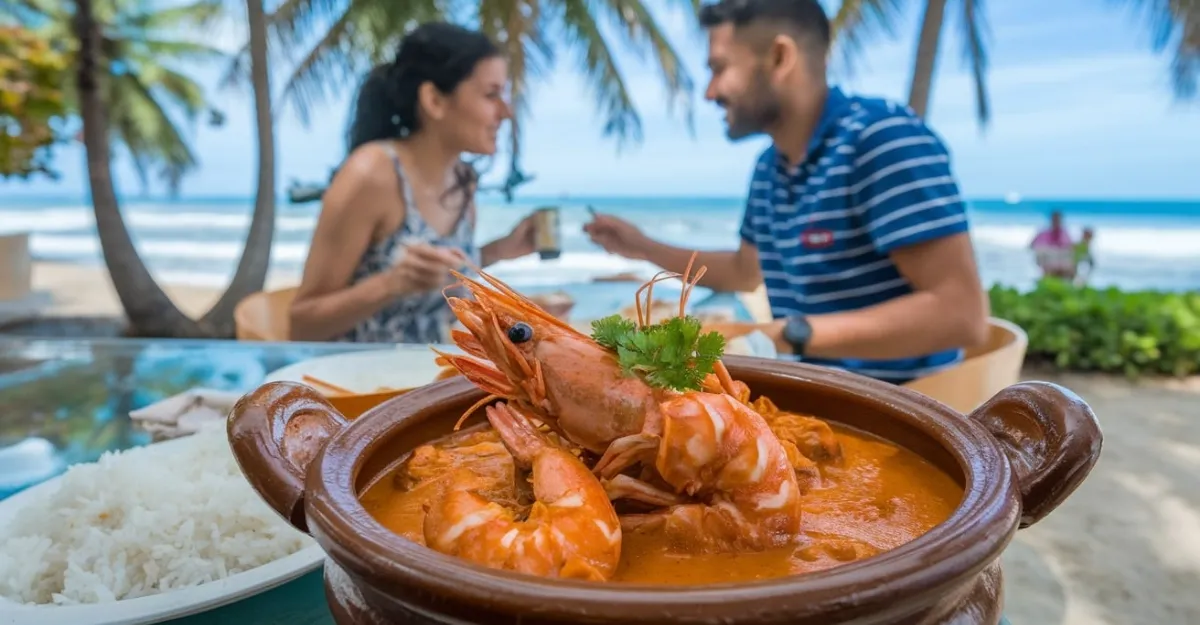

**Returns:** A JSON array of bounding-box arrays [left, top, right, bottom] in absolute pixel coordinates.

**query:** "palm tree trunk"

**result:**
[[907, 0, 948, 119], [73, 0, 206, 338], [198, 0, 275, 335]]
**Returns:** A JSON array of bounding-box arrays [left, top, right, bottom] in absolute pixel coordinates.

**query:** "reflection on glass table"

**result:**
[[0, 338, 392, 498]]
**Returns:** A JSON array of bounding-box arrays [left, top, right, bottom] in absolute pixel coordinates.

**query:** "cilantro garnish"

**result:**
[[590, 314, 726, 392]]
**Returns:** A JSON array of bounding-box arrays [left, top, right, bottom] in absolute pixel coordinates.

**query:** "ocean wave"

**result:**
[[26, 225, 1200, 266], [970, 224, 1200, 259]]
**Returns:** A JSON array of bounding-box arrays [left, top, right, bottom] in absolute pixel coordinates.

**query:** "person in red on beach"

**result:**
[[1030, 210, 1076, 280]]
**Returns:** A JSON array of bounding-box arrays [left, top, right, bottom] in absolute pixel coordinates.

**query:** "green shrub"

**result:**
[[989, 280, 1200, 378]]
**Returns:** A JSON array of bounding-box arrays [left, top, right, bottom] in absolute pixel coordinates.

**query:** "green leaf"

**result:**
[[591, 315, 636, 351], [988, 278, 1200, 379], [589, 314, 726, 391]]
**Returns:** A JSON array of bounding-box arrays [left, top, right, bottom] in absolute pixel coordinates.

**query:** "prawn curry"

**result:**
[[360, 257, 961, 585], [359, 395, 962, 585]]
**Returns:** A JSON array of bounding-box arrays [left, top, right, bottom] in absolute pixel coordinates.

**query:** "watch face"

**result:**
[[784, 316, 810, 347]]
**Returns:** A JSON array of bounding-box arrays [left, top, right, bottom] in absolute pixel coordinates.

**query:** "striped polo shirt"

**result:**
[[739, 86, 971, 383]]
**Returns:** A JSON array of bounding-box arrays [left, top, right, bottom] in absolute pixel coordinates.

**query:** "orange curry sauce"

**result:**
[[358, 423, 963, 585]]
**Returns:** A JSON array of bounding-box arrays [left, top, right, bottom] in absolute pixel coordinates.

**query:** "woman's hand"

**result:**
[[482, 213, 538, 265], [384, 243, 465, 296]]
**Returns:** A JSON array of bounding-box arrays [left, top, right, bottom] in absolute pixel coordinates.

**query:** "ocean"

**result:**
[[2, 195, 1198, 293]]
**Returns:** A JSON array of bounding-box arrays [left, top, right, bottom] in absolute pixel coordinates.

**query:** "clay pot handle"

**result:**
[[227, 381, 350, 534], [967, 381, 1103, 528]]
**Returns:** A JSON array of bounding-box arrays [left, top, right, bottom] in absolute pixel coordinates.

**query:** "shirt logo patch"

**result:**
[[800, 227, 835, 249]]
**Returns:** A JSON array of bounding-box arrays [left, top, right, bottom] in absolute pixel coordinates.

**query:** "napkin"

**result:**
[[128, 388, 244, 441]]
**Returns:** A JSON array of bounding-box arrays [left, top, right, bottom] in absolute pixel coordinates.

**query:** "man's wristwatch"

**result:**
[[781, 314, 813, 355]]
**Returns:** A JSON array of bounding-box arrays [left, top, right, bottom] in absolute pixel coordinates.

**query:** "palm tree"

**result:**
[[14, 0, 230, 194], [832, 0, 990, 126], [65, 0, 276, 337], [224, 0, 698, 193]]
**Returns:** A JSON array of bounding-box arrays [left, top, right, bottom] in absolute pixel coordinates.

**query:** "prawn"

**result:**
[[598, 391, 804, 552], [422, 401, 623, 581], [432, 253, 803, 551]]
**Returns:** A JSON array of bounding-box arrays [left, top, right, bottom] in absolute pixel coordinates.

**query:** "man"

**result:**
[[584, 0, 989, 384]]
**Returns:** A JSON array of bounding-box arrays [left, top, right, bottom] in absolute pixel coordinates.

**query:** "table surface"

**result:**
[[0, 285, 754, 624]]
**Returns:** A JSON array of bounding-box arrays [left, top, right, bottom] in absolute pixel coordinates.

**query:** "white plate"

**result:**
[[0, 436, 325, 625], [263, 344, 460, 394]]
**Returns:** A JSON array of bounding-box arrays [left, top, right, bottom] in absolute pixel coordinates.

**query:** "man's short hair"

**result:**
[[698, 0, 831, 54]]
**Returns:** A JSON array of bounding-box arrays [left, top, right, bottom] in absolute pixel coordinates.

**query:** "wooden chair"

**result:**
[[233, 287, 298, 341], [902, 318, 1029, 414]]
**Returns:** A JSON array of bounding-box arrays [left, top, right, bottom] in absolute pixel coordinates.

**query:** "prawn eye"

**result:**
[[507, 322, 534, 344]]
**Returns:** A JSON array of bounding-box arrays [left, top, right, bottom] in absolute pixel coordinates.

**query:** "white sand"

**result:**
[[14, 261, 1200, 623], [1002, 368, 1199, 625], [18, 261, 299, 320]]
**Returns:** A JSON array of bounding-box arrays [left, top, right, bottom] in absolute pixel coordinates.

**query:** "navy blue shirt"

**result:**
[[739, 86, 971, 383]]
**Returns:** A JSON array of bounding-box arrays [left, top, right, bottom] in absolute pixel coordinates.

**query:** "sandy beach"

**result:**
[[6, 261, 1198, 623], [10, 261, 301, 321]]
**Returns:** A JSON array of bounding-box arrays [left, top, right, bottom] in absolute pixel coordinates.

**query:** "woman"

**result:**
[[289, 22, 537, 343]]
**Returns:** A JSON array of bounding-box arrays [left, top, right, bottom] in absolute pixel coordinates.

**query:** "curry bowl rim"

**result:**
[[303, 355, 1021, 617]]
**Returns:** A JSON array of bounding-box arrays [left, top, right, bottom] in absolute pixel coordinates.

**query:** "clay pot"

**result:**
[[227, 356, 1102, 625]]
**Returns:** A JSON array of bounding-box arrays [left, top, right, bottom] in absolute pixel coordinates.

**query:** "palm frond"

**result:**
[[275, 8, 362, 124], [1171, 2, 1199, 98], [829, 0, 904, 77], [135, 37, 227, 62], [556, 0, 643, 146], [556, 0, 641, 146], [0, 0, 60, 25], [144, 65, 208, 121], [959, 0, 990, 125], [267, 0, 348, 51], [1113, 0, 1199, 100], [120, 0, 224, 33], [593, 0, 695, 137], [107, 71, 199, 192]]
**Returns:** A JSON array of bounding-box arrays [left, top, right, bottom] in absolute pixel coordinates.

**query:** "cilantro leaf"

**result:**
[[591, 315, 636, 351], [589, 313, 726, 392]]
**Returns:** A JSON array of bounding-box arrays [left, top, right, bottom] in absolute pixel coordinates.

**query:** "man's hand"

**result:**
[[584, 213, 651, 260]]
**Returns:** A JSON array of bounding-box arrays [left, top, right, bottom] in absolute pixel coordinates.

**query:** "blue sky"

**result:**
[[4, 0, 1200, 201]]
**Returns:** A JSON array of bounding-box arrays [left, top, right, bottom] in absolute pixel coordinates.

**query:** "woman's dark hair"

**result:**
[[345, 22, 501, 155]]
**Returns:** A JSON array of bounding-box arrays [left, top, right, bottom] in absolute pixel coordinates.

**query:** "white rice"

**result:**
[[0, 422, 314, 606]]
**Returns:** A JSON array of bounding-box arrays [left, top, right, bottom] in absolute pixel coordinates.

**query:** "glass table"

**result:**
[[0, 288, 757, 624]]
